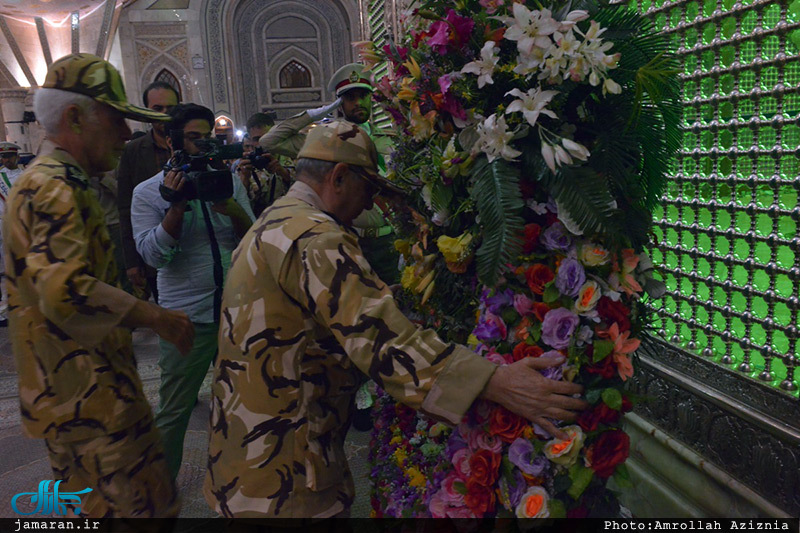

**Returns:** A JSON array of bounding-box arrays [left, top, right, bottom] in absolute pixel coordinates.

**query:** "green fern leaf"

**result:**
[[471, 158, 525, 286]]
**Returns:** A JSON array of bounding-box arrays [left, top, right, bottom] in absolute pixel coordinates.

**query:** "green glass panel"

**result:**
[[754, 242, 772, 263], [720, 45, 735, 67], [700, 130, 714, 149], [721, 16, 737, 39], [740, 40, 758, 63], [784, 91, 800, 117], [762, 4, 781, 29], [760, 95, 777, 118], [735, 211, 751, 231], [776, 246, 795, 269], [664, 319, 677, 337], [703, 0, 716, 17], [738, 128, 755, 150], [777, 217, 796, 240], [752, 269, 769, 291], [736, 183, 753, 205], [734, 239, 751, 261], [665, 296, 678, 314], [701, 49, 715, 69], [790, 0, 800, 23], [773, 303, 791, 327], [716, 209, 731, 228], [779, 185, 797, 209], [720, 101, 734, 121], [781, 123, 800, 149], [719, 73, 734, 94], [666, 249, 679, 268], [699, 182, 713, 200], [697, 282, 711, 302], [665, 273, 678, 291], [738, 94, 755, 120], [741, 11, 758, 33], [714, 262, 729, 284], [732, 263, 749, 284], [713, 286, 728, 305], [684, 131, 698, 150], [759, 127, 776, 149], [697, 257, 711, 276], [752, 296, 768, 319], [780, 155, 799, 178], [681, 252, 695, 271], [775, 273, 792, 298], [751, 323, 767, 345], [666, 204, 679, 222], [700, 77, 714, 97], [755, 213, 773, 236], [700, 156, 714, 175], [670, 8, 682, 28], [700, 104, 713, 124], [719, 156, 733, 174], [761, 36, 780, 60], [684, 80, 697, 97], [652, 247, 663, 263], [696, 330, 709, 348], [756, 183, 774, 207], [697, 232, 712, 252], [790, 30, 800, 54], [756, 156, 775, 179], [680, 278, 694, 297], [682, 207, 696, 225], [655, 13, 667, 29], [772, 330, 789, 355], [679, 323, 693, 342], [685, 27, 699, 48], [653, 204, 665, 220], [732, 291, 747, 310], [731, 316, 746, 337], [685, 1, 699, 21]]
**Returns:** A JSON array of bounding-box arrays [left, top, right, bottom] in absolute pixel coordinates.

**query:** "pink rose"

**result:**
[[513, 293, 534, 316], [468, 428, 503, 453], [485, 348, 512, 366], [443, 473, 466, 505], [453, 448, 472, 478]]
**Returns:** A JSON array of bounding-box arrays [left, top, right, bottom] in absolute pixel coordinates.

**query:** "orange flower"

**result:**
[[598, 322, 640, 381]]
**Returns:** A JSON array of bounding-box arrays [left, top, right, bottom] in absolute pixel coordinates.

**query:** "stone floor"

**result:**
[[0, 327, 372, 518]]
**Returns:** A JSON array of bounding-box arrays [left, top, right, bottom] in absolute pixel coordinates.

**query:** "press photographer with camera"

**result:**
[[234, 112, 291, 217], [131, 103, 254, 479]]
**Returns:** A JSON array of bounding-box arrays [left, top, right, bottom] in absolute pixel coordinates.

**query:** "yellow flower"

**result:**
[[393, 448, 407, 467], [394, 239, 412, 258], [409, 102, 436, 141], [467, 334, 480, 348], [436, 233, 473, 263], [389, 436, 403, 445], [397, 77, 417, 102], [400, 265, 417, 290], [407, 467, 426, 488], [403, 55, 422, 79]]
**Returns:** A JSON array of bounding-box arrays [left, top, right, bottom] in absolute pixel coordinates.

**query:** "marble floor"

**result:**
[[0, 326, 372, 518]]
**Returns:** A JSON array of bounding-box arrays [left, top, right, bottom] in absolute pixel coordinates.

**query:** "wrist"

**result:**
[[480, 364, 506, 405]]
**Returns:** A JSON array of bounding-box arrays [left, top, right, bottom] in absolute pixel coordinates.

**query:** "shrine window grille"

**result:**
[[154, 69, 182, 101], [626, 0, 800, 396], [279, 60, 312, 88]]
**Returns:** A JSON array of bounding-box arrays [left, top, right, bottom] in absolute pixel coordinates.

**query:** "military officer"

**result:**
[[204, 120, 587, 518], [260, 63, 399, 284], [0, 141, 24, 326], [4, 53, 194, 518]]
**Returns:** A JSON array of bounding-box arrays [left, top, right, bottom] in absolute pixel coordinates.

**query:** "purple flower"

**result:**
[[427, 10, 475, 55], [498, 469, 526, 508], [508, 438, 549, 476], [513, 293, 533, 315], [555, 257, 586, 297], [539, 351, 565, 380], [484, 288, 514, 314], [541, 222, 573, 253], [473, 312, 507, 342], [541, 307, 579, 349]]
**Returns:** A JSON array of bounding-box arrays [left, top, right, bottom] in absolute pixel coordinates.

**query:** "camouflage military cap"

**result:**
[[327, 63, 374, 97], [0, 142, 20, 155], [43, 54, 169, 123], [297, 120, 403, 194]]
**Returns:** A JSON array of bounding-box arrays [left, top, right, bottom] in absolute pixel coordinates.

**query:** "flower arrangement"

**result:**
[[364, 0, 679, 519]]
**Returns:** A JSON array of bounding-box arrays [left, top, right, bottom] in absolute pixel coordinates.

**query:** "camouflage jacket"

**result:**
[[204, 181, 496, 518], [3, 141, 149, 442]]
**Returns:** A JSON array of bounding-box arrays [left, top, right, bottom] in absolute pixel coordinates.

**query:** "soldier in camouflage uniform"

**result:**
[[4, 53, 195, 518], [204, 120, 587, 518]]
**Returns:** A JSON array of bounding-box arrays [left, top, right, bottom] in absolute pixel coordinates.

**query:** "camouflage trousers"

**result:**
[[44, 415, 179, 518]]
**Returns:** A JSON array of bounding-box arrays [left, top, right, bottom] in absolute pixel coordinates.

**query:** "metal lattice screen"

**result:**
[[629, 0, 800, 395]]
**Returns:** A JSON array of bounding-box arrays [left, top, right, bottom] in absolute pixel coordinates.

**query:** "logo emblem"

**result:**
[[11, 480, 92, 516], [349, 70, 360, 82]]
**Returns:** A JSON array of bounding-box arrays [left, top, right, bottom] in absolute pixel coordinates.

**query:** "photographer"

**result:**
[[131, 103, 254, 479], [235, 113, 291, 217]]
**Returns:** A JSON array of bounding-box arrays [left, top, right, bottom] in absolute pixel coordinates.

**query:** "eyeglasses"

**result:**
[[349, 165, 381, 201]]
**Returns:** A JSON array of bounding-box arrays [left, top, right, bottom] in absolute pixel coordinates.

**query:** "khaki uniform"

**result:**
[[3, 141, 177, 517], [204, 182, 496, 518]]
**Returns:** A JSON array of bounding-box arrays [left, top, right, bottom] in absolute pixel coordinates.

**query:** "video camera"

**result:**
[[160, 132, 244, 203]]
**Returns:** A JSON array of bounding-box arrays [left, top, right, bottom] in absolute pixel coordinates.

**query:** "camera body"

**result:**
[[161, 134, 244, 203], [242, 146, 274, 171]]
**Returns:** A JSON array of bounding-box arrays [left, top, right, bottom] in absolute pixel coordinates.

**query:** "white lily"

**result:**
[[461, 41, 500, 88], [502, 3, 560, 56], [476, 114, 522, 162], [562, 138, 590, 161], [505, 87, 558, 128], [541, 142, 556, 172], [559, 10, 589, 31], [603, 77, 622, 95]]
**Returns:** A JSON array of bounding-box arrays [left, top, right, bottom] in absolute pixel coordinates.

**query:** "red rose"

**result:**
[[464, 478, 496, 516], [512, 342, 544, 362], [488, 406, 527, 443], [577, 403, 623, 432], [596, 296, 631, 332], [522, 223, 542, 254], [586, 348, 618, 379], [468, 449, 502, 486], [532, 302, 552, 322], [586, 430, 630, 478], [621, 396, 633, 413], [525, 264, 554, 295]]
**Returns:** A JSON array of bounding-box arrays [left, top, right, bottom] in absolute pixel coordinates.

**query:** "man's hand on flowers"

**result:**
[[480, 355, 588, 440]]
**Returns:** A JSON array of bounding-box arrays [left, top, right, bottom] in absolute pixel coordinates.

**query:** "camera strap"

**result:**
[[198, 201, 224, 322]]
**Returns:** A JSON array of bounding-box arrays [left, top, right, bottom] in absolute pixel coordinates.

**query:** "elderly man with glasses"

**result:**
[[204, 120, 587, 518], [131, 103, 254, 479]]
